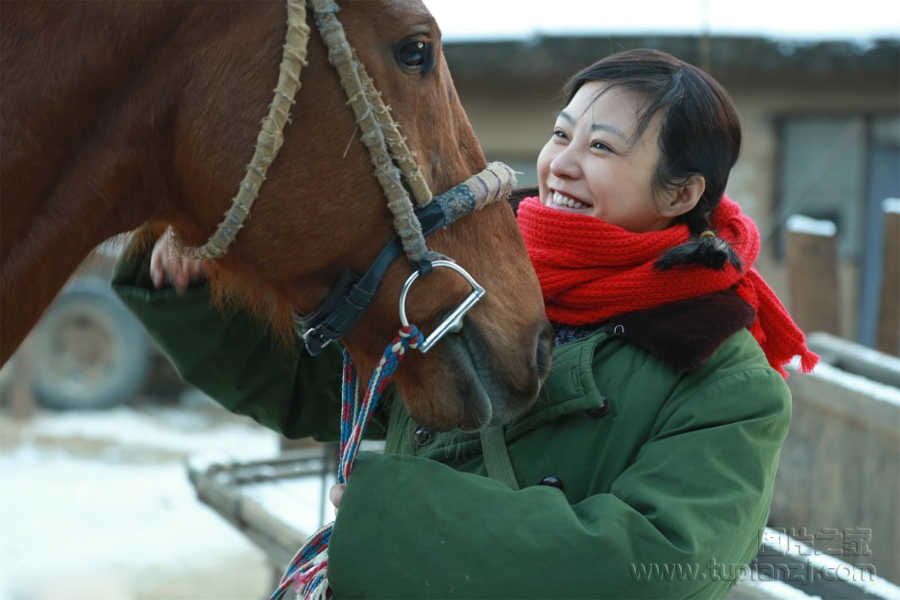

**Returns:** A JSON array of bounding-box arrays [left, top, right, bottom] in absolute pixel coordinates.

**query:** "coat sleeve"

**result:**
[[327, 367, 791, 599], [110, 245, 389, 441]]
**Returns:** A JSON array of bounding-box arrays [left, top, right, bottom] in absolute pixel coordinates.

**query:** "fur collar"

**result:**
[[604, 290, 756, 372]]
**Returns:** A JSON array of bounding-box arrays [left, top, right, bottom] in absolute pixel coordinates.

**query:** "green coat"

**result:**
[[113, 249, 791, 600]]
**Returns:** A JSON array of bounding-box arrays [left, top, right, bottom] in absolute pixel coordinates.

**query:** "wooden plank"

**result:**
[[876, 203, 899, 356], [786, 217, 841, 335]]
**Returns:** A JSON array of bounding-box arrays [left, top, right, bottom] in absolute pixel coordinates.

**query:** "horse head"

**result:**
[[166, 0, 549, 429], [0, 0, 551, 431]]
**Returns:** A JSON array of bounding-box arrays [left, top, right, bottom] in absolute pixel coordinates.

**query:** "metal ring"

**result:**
[[398, 260, 486, 353]]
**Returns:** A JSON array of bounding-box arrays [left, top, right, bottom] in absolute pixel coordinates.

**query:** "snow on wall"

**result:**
[[785, 215, 838, 237]]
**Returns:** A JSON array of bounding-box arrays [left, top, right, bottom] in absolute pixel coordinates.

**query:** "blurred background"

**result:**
[[1, 1, 897, 599], [429, 0, 900, 348]]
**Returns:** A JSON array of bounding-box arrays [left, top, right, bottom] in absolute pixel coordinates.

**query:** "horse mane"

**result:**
[[128, 224, 297, 349]]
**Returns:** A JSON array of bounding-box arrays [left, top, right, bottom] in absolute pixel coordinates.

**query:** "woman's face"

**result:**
[[536, 81, 672, 233]]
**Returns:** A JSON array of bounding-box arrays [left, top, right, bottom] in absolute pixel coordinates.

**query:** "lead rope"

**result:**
[[270, 325, 425, 600]]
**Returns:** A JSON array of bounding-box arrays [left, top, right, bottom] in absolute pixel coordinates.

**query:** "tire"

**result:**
[[30, 276, 150, 410]]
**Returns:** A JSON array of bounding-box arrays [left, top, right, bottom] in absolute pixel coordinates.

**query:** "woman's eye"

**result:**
[[394, 39, 434, 72], [592, 141, 613, 152], [552, 129, 568, 140]]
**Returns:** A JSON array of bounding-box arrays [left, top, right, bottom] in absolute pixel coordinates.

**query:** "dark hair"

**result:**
[[564, 48, 742, 271]]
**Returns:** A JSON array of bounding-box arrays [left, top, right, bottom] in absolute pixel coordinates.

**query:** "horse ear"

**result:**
[[508, 186, 539, 215]]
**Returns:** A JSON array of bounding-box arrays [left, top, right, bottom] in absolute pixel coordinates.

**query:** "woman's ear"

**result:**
[[658, 175, 706, 218]]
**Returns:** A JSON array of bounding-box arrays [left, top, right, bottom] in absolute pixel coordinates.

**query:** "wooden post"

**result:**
[[876, 200, 899, 356], [786, 215, 841, 336]]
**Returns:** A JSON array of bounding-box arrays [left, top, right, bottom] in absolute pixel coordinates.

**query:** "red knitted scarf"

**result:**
[[517, 195, 818, 377]]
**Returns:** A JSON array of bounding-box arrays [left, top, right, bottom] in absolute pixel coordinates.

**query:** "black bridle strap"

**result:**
[[295, 180, 482, 356]]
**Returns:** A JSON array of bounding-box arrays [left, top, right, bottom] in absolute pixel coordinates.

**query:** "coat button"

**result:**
[[585, 396, 610, 418], [413, 426, 433, 447], [538, 476, 565, 491]]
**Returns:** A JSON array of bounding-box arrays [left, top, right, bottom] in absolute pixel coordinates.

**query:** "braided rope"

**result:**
[[176, 0, 310, 260], [310, 0, 429, 263], [467, 162, 517, 211], [353, 51, 432, 208], [271, 325, 425, 600]]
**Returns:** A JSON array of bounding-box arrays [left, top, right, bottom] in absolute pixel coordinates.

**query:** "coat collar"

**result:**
[[601, 289, 756, 373], [506, 329, 612, 441], [552, 290, 754, 373], [507, 290, 754, 440]]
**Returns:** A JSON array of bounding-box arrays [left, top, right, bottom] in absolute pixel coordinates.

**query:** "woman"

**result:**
[[113, 49, 816, 598]]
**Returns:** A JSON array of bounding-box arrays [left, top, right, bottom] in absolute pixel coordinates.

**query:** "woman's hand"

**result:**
[[150, 227, 207, 292], [329, 483, 345, 511]]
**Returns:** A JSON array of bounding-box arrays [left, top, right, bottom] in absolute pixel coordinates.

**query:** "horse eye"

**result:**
[[393, 39, 433, 72]]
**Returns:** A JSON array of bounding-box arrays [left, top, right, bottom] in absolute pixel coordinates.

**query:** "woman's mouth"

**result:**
[[549, 190, 592, 211]]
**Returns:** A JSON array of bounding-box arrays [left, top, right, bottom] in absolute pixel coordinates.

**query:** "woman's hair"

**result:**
[[564, 48, 742, 271]]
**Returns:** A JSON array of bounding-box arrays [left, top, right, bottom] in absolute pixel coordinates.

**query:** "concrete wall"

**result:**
[[772, 341, 900, 584]]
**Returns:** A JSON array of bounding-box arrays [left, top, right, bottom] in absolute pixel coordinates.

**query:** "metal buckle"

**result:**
[[301, 326, 330, 356], [398, 260, 485, 354]]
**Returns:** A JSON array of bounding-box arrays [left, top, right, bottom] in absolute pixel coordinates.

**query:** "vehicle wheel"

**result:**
[[30, 277, 150, 410]]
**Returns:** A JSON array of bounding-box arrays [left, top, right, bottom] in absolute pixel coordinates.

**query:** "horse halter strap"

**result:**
[[176, 0, 516, 354]]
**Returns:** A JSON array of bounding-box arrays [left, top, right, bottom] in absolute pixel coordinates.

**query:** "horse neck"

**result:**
[[0, 3, 236, 362]]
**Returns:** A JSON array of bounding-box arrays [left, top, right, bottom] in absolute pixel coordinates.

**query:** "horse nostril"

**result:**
[[534, 321, 554, 382]]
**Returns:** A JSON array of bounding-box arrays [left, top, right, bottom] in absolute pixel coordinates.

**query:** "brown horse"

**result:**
[[0, 1, 552, 430]]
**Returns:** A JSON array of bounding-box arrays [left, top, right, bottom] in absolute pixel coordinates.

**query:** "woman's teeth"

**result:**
[[551, 191, 590, 209]]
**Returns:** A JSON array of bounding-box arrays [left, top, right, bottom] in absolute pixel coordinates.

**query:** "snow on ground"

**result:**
[[22, 402, 280, 460], [243, 474, 337, 540], [0, 398, 316, 600]]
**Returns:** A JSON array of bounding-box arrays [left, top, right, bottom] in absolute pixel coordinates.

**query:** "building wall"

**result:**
[[729, 85, 898, 339]]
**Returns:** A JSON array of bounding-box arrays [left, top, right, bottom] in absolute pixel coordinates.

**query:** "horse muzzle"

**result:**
[[438, 313, 553, 431]]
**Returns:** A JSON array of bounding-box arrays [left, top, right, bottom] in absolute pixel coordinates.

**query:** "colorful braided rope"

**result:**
[[270, 325, 424, 600]]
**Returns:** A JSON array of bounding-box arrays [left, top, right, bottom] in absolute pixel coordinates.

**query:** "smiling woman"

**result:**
[[539, 83, 677, 232], [114, 48, 819, 599], [537, 49, 741, 248]]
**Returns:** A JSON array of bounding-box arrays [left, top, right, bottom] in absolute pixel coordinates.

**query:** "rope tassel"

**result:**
[[271, 325, 424, 600]]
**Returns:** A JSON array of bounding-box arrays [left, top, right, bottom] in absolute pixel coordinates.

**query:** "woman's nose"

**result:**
[[549, 146, 581, 179]]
